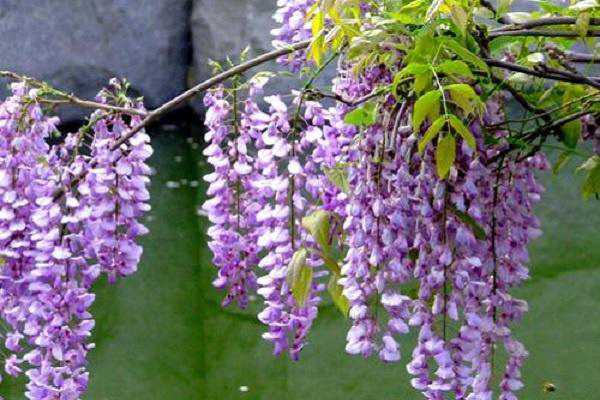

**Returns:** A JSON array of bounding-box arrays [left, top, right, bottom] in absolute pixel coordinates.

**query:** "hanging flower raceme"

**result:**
[[0, 79, 152, 399], [202, 59, 551, 400], [76, 91, 152, 284]]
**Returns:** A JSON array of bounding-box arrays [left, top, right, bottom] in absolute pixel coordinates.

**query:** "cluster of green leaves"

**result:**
[[287, 210, 349, 316], [284, 0, 600, 331], [306, 0, 600, 198]]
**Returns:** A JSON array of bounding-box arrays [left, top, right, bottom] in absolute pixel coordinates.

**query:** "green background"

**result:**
[[1, 128, 599, 399]]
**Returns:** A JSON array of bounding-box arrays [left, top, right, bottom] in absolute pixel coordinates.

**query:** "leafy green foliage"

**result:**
[[302, 210, 331, 253], [418, 115, 446, 153], [436, 134, 456, 179], [447, 114, 476, 148], [327, 274, 350, 317], [287, 248, 313, 307], [323, 163, 350, 194], [448, 205, 487, 240], [305, 0, 600, 200], [413, 90, 441, 132], [561, 120, 582, 148], [578, 156, 600, 200], [344, 102, 378, 127]]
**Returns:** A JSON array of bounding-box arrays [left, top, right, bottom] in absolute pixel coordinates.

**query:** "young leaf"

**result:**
[[323, 163, 350, 193], [561, 119, 582, 148], [286, 248, 313, 307], [344, 102, 378, 126], [447, 114, 476, 149], [446, 83, 483, 115], [582, 162, 600, 200], [577, 156, 600, 199], [397, 63, 430, 78], [553, 151, 572, 175], [413, 90, 441, 132], [413, 70, 434, 94], [418, 115, 446, 154], [449, 205, 487, 240], [309, 11, 326, 66], [436, 134, 456, 179], [394, 63, 430, 96], [302, 210, 331, 253], [442, 38, 489, 72], [328, 273, 349, 317], [437, 60, 474, 80], [578, 155, 600, 171]]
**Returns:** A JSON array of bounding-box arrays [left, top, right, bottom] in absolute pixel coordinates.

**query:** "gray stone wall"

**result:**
[[0, 0, 191, 120], [0, 0, 547, 121]]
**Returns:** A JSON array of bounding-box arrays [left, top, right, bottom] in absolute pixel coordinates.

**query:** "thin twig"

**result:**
[[492, 16, 600, 32], [308, 88, 385, 107], [489, 29, 600, 39], [484, 59, 600, 89], [111, 40, 311, 151], [51, 39, 312, 201], [487, 110, 593, 165], [565, 52, 600, 64], [0, 70, 147, 116]]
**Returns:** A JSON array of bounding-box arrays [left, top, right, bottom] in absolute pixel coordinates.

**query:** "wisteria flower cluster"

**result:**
[[202, 1, 600, 399], [0, 80, 152, 399]]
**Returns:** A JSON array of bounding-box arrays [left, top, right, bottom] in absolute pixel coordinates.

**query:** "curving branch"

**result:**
[[484, 58, 600, 90], [492, 16, 600, 31], [51, 39, 312, 201], [565, 52, 600, 63], [0, 71, 147, 116], [110, 39, 311, 151], [489, 29, 600, 39]]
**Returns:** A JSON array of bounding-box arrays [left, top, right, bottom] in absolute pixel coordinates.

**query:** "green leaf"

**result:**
[[286, 248, 313, 307], [582, 162, 600, 200], [344, 102, 378, 126], [394, 64, 431, 96], [553, 151, 572, 175], [327, 273, 349, 317], [437, 60, 474, 80], [302, 210, 331, 253], [413, 70, 433, 94], [323, 163, 350, 193], [418, 115, 446, 154], [442, 38, 489, 72], [449, 205, 487, 240], [447, 114, 476, 149], [436, 134, 456, 179], [397, 63, 430, 78], [561, 119, 582, 148], [309, 11, 326, 66], [413, 90, 441, 132], [446, 83, 483, 115], [578, 155, 600, 172]]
